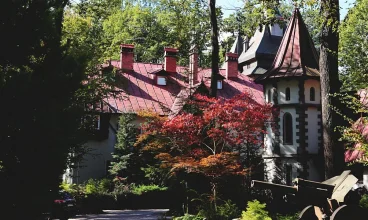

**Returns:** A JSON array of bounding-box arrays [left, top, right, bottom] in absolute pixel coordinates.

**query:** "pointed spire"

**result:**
[[256, 8, 319, 81]]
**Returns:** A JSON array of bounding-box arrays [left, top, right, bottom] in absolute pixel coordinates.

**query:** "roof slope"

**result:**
[[238, 26, 283, 65], [104, 61, 264, 116], [256, 8, 319, 82]]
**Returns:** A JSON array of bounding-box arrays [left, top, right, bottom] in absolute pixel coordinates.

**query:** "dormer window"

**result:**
[[217, 80, 223, 89], [157, 76, 167, 85], [285, 87, 290, 101]]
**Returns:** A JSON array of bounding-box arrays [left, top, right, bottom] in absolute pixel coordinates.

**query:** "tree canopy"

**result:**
[[339, 0, 368, 91], [0, 0, 114, 217], [134, 92, 273, 208]]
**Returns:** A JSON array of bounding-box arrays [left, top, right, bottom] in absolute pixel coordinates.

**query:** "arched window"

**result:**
[[285, 87, 290, 101], [268, 89, 272, 103], [283, 113, 293, 144], [310, 87, 315, 101]]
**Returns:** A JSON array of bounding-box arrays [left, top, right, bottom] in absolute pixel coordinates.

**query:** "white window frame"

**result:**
[[217, 80, 223, 89], [95, 115, 101, 130], [157, 76, 167, 85]]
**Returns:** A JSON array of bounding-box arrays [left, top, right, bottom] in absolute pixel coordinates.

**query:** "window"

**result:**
[[285, 164, 292, 185], [285, 87, 290, 101], [283, 113, 293, 144], [95, 115, 101, 130], [310, 87, 315, 101], [157, 76, 167, 85], [268, 89, 272, 103], [217, 80, 223, 89]]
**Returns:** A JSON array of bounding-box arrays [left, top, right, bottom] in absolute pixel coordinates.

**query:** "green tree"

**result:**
[[339, 0, 368, 91], [0, 0, 114, 217], [110, 113, 140, 177], [101, 0, 212, 66]]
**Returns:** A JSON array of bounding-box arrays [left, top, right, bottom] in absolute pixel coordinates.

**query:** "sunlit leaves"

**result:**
[[339, 0, 368, 91], [137, 92, 273, 180]]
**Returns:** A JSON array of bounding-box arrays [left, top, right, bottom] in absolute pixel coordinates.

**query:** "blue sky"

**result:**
[[217, 0, 356, 19]]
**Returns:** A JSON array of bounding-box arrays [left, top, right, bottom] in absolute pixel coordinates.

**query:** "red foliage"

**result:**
[[137, 91, 274, 179]]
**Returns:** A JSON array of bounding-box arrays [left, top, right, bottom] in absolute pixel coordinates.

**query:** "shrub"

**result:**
[[85, 178, 112, 194], [131, 184, 168, 195], [195, 198, 240, 220], [275, 213, 299, 220], [174, 214, 205, 220], [360, 194, 368, 209], [217, 200, 241, 220], [241, 200, 272, 220]]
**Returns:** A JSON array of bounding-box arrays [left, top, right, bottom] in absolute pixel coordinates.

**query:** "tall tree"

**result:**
[[319, 0, 343, 179], [101, 0, 211, 66], [0, 0, 112, 217], [209, 0, 220, 97], [339, 0, 368, 91]]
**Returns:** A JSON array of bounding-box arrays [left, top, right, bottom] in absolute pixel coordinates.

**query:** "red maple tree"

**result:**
[[136, 92, 274, 209]]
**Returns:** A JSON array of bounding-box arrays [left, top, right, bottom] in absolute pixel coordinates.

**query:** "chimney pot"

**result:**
[[120, 44, 134, 70], [164, 47, 178, 73]]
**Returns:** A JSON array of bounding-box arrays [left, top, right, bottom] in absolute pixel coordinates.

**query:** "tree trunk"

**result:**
[[319, 0, 344, 179], [209, 0, 219, 97]]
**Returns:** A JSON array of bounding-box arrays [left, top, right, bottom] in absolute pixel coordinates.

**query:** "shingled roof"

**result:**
[[256, 8, 320, 82], [104, 60, 264, 116], [238, 26, 283, 67]]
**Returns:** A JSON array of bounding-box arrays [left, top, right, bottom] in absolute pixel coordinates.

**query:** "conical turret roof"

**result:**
[[256, 8, 319, 82]]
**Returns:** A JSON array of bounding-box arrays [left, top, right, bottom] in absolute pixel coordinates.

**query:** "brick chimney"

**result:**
[[225, 52, 238, 79], [189, 45, 198, 86], [120, 44, 134, 70], [164, 47, 178, 73]]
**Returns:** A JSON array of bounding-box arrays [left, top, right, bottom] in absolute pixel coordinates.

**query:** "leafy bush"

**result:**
[[174, 214, 205, 220], [85, 178, 112, 194], [360, 194, 368, 209], [60, 181, 171, 212], [60, 182, 85, 201], [217, 200, 241, 220], [275, 213, 299, 220], [241, 200, 272, 220], [195, 198, 240, 220], [131, 184, 168, 195]]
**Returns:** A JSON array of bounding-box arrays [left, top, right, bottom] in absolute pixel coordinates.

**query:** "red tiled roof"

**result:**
[[256, 8, 319, 82], [104, 61, 264, 115], [198, 68, 264, 103]]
